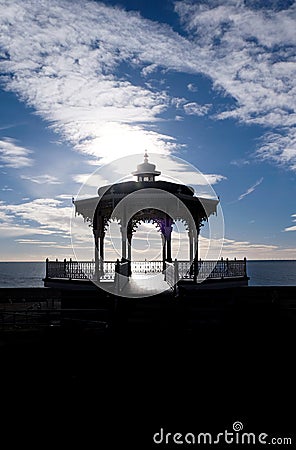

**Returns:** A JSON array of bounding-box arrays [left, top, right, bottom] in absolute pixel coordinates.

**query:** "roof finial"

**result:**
[[132, 151, 161, 180]]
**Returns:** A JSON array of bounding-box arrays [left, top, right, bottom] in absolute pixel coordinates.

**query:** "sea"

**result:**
[[0, 260, 295, 288]]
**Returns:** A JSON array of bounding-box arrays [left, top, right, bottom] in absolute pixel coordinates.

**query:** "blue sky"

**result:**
[[0, 0, 295, 261]]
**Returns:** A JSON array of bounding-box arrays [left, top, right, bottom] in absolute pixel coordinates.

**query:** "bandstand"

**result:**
[[44, 153, 248, 294]]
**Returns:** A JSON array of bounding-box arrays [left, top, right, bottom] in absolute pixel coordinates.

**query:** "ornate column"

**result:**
[[188, 229, 194, 262], [127, 221, 133, 276], [194, 226, 199, 262], [93, 229, 100, 280], [166, 233, 172, 262], [165, 217, 173, 263], [188, 228, 194, 277], [193, 223, 200, 283], [95, 216, 105, 276], [121, 222, 127, 260], [99, 232, 105, 274], [127, 234, 132, 261], [161, 234, 166, 271]]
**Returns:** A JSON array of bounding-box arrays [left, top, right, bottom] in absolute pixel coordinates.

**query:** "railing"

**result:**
[[176, 258, 247, 281], [178, 261, 192, 279], [100, 261, 117, 281], [45, 258, 247, 283], [46, 259, 95, 279], [46, 259, 117, 281], [131, 260, 163, 274], [200, 259, 247, 279]]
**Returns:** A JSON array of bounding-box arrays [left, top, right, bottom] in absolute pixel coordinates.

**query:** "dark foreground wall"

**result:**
[[1, 286, 296, 448], [1, 285, 295, 330]]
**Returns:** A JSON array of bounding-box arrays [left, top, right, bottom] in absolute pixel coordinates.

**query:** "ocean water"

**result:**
[[247, 260, 296, 286], [0, 260, 295, 288], [0, 262, 46, 288]]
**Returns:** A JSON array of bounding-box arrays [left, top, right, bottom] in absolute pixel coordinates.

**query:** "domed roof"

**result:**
[[132, 152, 161, 178]]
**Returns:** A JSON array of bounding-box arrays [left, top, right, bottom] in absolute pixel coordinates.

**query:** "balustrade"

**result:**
[[45, 258, 247, 283]]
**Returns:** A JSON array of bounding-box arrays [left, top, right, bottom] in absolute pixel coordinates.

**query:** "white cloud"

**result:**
[[15, 239, 58, 245], [0, 198, 73, 237], [183, 102, 211, 116], [175, 0, 296, 171], [1, 186, 13, 191], [21, 174, 62, 184], [238, 177, 263, 201], [73, 173, 110, 188], [256, 129, 296, 168], [284, 213, 296, 232], [201, 174, 226, 185], [230, 159, 250, 167], [219, 236, 290, 259], [198, 235, 295, 260], [171, 97, 187, 109], [56, 194, 75, 200], [0, 0, 295, 171], [141, 64, 158, 77], [0, 223, 55, 238], [0, 0, 184, 162], [285, 226, 296, 232], [0, 137, 33, 168], [187, 83, 197, 92]]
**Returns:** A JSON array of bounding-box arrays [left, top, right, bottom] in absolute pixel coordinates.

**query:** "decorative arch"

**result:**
[[85, 154, 218, 279]]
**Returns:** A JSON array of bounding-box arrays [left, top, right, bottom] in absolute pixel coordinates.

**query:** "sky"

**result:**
[[0, 0, 295, 261]]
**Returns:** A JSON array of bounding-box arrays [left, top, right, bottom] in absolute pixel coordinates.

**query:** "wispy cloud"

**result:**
[[0, 198, 73, 237], [15, 239, 57, 245], [21, 174, 61, 184], [141, 64, 158, 77], [284, 226, 296, 232], [183, 102, 211, 116], [175, 0, 296, 171], [238, 177, 264, 201], [230, 159, 250, 167], [219, 237, 295, 260], [187, 83, 197, 92], [0, 0, 295, 170], [284, 213, 296, 232], [1, 186, 13, 191], [0, 223, 55, 238], [0, 0, 182, 161], [0, 123, 20, 131], [256, 129, 296, 169], [0, 137, 33, 168]]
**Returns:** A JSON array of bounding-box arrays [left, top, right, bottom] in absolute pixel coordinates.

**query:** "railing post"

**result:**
[[115, 259, 120, 295], [244, 257, 247, 277], [64, 258, 67, 279]]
